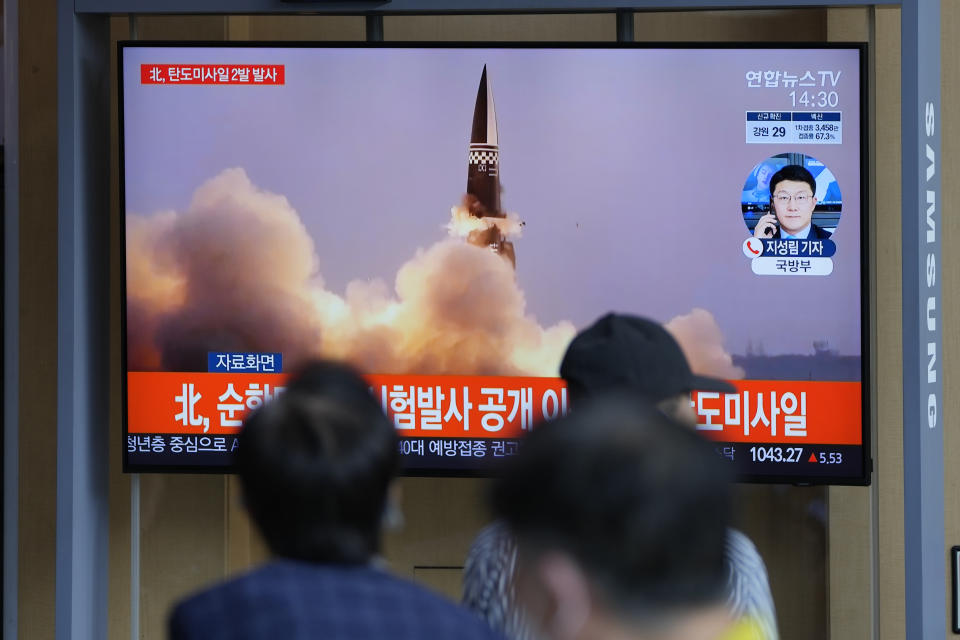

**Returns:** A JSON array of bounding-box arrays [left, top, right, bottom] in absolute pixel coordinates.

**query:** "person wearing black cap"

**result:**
[[558, 312, 737, 423], [463, 314, 778, 640]]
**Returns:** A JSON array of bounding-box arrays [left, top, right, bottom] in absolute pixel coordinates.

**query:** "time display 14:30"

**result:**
[[789, 90, 839, 107]]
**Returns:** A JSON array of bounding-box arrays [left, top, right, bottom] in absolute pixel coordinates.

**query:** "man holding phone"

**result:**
[[752, 164, 832, 240]]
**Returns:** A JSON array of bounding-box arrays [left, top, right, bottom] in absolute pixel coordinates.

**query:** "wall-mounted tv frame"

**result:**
[[120, 41, 870, 484]]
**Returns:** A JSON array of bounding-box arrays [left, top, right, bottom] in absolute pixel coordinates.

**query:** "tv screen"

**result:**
[[120, 43, 868, 483]]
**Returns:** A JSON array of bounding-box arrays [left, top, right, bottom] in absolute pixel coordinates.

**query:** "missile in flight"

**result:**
[[465, 65, 516, 268]]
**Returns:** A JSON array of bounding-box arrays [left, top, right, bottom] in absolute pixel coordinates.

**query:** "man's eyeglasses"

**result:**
[[772, 192, 813, 204]]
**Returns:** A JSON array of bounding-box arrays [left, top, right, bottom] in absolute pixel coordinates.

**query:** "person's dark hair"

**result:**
[[768, 164, 817, 198], [237, 360, 399, 564], [491, 395, 731, 620]]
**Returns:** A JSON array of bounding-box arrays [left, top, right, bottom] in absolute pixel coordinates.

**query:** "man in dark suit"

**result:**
[[753, 164, 833, 240], [169, 361, 504, 640]]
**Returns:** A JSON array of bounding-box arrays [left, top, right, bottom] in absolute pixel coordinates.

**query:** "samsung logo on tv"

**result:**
[[924, 101, 938, 430]]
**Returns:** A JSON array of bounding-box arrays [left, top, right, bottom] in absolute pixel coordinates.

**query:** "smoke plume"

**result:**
[[665, 308, 745, 380], [127, 168, 574, 376]]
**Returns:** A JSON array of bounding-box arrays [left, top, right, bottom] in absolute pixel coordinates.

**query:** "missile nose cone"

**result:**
[[467, 66, 502, 216], [471, 65, 498, 146], [464, 65, 513, 267], [467, 66, 503, 218]]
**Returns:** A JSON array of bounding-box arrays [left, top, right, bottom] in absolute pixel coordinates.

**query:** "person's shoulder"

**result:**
[[467, 521, 515, 560], [725, 528, 765, 568], [171, 562, 504, 640], [462, 521, 519, 632], [169, 563, 278, 624], [369, 567, 506, 639], [172, 566, 256, 612], [168, 561, 335, 638], [463, 520, 517, 601], [177, 561, 293, 603], [726, 528, 759, 555], [168, 569, 258, 640], [278, 561, 505, 639], [811, 223, 832, 239], [724, 529, 779, 639]]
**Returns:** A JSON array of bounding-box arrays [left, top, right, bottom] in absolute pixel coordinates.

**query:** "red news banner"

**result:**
[[140, 64, 285, 85], [126, 372, 861, 445]]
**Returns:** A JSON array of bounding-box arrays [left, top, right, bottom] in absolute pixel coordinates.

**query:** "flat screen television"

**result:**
[[120, 42, 869, 483]]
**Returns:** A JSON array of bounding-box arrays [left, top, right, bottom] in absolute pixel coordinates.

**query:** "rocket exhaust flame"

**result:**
[[446, 201, 524, 240]]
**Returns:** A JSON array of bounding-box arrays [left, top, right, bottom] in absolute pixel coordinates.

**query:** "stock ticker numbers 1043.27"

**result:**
[[748, 446, 844, 465], [749, 446, 804, 463]]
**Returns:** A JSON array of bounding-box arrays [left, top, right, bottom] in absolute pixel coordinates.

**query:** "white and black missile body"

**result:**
[[466, 65, 516, 268]]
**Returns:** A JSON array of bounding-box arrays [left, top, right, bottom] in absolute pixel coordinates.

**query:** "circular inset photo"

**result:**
[[741, 153, 842, 240]]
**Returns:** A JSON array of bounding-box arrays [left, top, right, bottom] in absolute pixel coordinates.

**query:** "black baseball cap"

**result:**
[[560, 313, 736, 404]]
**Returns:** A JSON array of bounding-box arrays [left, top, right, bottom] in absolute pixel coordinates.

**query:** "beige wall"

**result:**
[[17, 0, 58, 638], [12, 5, 960, 640], [872, 8, 907, 639], [941, 1, 960, 639]]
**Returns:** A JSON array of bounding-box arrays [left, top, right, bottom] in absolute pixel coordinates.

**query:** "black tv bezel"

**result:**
[[118, 41, 871, 485]]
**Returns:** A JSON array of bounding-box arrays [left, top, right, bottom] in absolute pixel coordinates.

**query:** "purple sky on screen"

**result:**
[[122, 46, 862, 357]]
